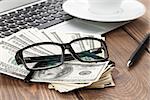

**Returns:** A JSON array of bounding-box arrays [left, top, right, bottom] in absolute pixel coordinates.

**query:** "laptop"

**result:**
[[0, 0, 127, 38]]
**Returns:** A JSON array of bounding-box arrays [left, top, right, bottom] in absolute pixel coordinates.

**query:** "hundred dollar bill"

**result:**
[[32, 61, 108, 83]]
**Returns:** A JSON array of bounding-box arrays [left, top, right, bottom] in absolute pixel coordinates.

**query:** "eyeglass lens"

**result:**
[[22, 44, 63, 70], [71, 39, 105, 61]]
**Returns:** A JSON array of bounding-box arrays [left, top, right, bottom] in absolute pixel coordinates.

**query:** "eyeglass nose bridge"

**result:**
[[63, 43, 76, 54], [63, 43, 71, 49], [63, 43, 79, 59]]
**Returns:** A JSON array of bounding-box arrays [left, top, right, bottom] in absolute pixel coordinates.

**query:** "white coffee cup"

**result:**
[[88, 0, 125, 14]]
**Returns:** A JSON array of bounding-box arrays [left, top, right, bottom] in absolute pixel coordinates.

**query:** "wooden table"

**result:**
[[0, 0, 149, 100]]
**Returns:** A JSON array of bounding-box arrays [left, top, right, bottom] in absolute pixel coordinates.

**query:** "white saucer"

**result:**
[[63, 0, 146, 22]]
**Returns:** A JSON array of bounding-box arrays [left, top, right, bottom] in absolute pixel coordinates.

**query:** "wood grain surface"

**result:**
[[0, 0, 149, 100]]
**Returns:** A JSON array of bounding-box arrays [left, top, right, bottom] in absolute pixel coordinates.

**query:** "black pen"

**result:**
[[127, 33, 150, 67]]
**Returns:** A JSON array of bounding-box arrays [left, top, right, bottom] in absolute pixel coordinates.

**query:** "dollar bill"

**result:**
[[32, 61, 109, 83]]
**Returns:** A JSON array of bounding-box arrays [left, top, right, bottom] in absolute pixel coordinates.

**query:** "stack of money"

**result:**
[[0, 28, 115, 93], [48, 62, 115, 92]]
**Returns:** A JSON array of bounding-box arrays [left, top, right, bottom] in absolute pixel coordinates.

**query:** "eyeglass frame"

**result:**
[[15, 37, 109, 71]]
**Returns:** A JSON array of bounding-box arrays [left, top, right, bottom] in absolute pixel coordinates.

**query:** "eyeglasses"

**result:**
[[15, 37, 109, 82]]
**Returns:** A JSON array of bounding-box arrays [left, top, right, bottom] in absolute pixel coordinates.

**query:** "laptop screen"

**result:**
[[0, 0, 40, 13]]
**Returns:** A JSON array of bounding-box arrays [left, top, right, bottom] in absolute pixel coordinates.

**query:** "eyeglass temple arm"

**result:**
[[17, 49, 104, 64], [24, 59, 65, 83], [24, 61, 44, 83], [17, 53, 75, 64]]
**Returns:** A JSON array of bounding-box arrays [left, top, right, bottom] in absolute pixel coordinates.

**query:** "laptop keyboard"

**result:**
[[0, 0, 73, 38]]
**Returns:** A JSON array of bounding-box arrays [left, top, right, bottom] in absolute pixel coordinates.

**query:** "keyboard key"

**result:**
[[17, 9, 24, 14], [0, 34, 5, 38], [0, 18, 4, 22], [13, 17, 24, 20], [25, 18, 35, 22], [13, 13, 20, 17], [1, 14, 8, 19], [43, 16, 55, 21], [40, 2, 47, 6], [5, 15, 12, 19], [24, 13, 32, 18], [28, 22, 39, 27], [47, 10, 57, 14], [33, 15, 43, 20], [36, 9, 47, 13], [29, 11, 39, 16], [5, 20, 15, 23], [43, 2, 50, 7], [19, 25, 28, 29], [51, 1, 57, 4], [59, 11, 68, 15], [3, 31, 13, 36], [54, 4, 61, 8], [10, 28, 20, 33], [32, 4, 43, 9], [1, 15, 12, 20], [52, 13, 62, 18], [25, 6, 32, 11], [0, 22, 5, 26], [9, 12, 16, 16], [20, 14, 26, 18], [21, 10, 29, 15], [47, 6, 55, 10], [36, 19, 47, 24], [41, 12, 50, 17], [55, 7, 63, 12], [0, 27, 9, 32], [17, 21, 27, 25], [8, 24, 17, 28], [60, 15, 73, 21], [30, 6, 37, 11], [37, 19, 63, 29], [47, 1, 52, 4]]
